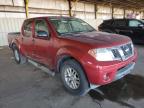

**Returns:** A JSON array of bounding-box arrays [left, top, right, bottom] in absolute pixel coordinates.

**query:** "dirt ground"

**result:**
[[0, 45, 144, 108]]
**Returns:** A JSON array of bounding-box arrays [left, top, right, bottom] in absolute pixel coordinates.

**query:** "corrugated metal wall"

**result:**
[[0, 0, 97, 46], [0, 0, 144, 46], [0, 0, 25, 46], [0, 18, 24, 46]]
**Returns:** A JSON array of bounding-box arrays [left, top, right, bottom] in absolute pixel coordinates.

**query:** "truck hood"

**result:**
[[64, 31, 131, 48]]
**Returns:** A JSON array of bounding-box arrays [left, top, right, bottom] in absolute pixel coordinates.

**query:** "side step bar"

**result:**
[[28, 60, 55, 77]]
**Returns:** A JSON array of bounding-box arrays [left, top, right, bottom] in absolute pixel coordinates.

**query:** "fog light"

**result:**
[[103, 73, 110, 81]]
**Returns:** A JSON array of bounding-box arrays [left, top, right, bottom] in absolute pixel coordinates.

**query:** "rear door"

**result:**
[[33, 18, 54, 68], [21, 20, 34, 58], [112, 19, 132, 36]]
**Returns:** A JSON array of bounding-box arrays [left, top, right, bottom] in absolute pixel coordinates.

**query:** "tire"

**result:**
[[13, 45, 27, 64], [60, 59, 89, 96]]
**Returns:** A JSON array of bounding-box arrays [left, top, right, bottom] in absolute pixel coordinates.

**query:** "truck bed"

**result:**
[[7, 32, 20, 48]]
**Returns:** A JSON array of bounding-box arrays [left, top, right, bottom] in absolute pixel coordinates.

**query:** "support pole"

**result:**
[[68, 0, 72, 17], [12, 0, 14, 6], [112, 6, 114, 19], [68, 0, 79, 17], [94, 4, 97, 19], [24, 0, 29, 18], [124, 9, 126, 18]]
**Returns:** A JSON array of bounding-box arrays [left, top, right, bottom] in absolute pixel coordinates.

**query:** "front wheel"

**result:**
[[60, 60, 89, 96], [13, 46, 27, 64]]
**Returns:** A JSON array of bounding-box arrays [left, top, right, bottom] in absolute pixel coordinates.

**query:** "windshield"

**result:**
[[49, 18, 96, 35]]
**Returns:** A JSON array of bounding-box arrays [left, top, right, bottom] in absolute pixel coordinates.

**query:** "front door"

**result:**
[[33, 18, 54, 68], [128, 19, 144, 42]]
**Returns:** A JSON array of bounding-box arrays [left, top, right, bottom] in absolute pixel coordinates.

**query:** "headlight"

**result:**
[[88, 48, 120, 61]]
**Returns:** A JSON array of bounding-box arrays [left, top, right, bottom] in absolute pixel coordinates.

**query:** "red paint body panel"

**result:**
[[8, 16, 137, 86], [80, 49, 137, 85]]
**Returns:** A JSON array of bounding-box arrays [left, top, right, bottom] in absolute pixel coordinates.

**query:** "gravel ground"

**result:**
[[0, 45, 144, 108]]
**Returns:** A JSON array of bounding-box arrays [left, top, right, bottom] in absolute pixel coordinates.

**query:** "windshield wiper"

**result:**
[[60, 31, 84, 35], [60, 32, 74, 36], [59, 29, 96, 36]]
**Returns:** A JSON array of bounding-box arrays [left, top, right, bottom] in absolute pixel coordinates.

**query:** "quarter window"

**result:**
[[129, 20, 142, 27]]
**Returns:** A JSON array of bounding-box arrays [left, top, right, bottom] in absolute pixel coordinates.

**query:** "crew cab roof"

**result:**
[[24, 16, 74, 21]]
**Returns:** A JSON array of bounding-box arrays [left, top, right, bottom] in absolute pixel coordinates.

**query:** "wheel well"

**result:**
[[11, 43, 16, 50], [57, 55, 90, 86], [57, 55, 74, 72]]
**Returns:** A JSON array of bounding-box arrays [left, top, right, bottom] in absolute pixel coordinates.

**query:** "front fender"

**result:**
[[56, 46, 87, 64], [55, 46, 90, 80]]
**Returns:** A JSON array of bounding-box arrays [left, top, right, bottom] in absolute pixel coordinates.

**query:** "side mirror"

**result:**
[[37, 30, 48, 37], [138, 24, 144, 28]]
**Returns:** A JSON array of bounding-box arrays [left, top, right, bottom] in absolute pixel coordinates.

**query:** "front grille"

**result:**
[[111, 42, 134, 61], [111, 49, 121, 58]]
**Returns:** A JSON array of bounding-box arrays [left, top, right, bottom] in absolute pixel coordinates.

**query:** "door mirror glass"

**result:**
[[37, 30, 48, 37]]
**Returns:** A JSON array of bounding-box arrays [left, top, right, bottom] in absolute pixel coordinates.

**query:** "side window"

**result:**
[[35, 19, 49, 38], [113, 20, 126, 27], [129, 20, 142, 27], [23, 20, 33, 37]]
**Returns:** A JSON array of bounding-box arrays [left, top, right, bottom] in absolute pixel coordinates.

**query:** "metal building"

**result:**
[[0, 0, 144, 46]]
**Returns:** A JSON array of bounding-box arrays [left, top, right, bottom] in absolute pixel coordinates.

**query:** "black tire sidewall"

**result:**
[[60, 60, 89, 96], [13, 46, 21, 64]]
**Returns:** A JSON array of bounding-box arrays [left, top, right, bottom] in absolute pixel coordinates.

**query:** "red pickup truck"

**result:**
[[8, 16, 137, 95]]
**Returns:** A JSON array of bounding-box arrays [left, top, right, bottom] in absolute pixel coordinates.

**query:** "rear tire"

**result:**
[[60, 59, 89, 96], [13, 45, 27, 64]]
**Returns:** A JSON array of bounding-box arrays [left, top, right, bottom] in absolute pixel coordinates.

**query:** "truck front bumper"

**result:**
[[89, 62, 135, 89], [81, 49, 137, 88], [114, 62, 135, 81]]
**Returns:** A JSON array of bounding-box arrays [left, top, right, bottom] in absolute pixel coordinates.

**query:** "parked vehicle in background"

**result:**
[[98, 18, 144, 44], [8, 16, 137, 96]]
